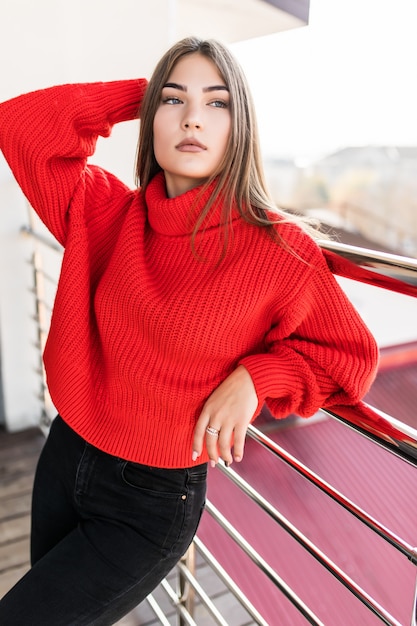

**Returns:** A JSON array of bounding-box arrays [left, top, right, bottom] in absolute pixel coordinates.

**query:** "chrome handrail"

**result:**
[[320, 239, 417, 287], [324, 403, 417, 470]]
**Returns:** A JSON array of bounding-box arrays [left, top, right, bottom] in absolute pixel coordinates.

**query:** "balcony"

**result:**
[[3, 0, 417, 622]]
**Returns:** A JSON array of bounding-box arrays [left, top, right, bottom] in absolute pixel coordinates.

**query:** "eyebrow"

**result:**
[[163, 82, 229, 93]]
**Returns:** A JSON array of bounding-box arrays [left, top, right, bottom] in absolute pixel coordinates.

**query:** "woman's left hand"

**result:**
[[192, 365, 258, 467]]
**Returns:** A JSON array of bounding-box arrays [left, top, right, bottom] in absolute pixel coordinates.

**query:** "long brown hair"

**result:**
[[135, 37, 320, 258]]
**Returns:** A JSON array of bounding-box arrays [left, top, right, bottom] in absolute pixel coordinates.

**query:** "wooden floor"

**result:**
[[0, 426, 43, 598], [0, 426, 255, 626]]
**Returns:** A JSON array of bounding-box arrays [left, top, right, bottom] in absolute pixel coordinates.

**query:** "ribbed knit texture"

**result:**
[[0, 81, 379, 468]]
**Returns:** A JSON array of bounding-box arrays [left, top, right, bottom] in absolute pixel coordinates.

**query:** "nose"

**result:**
[[184, 120, 201, 129], [182, 109, 202, 130]]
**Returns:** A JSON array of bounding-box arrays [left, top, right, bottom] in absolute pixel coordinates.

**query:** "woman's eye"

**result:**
[[210, 100, 228, 109], [162, 96, 182, 105]]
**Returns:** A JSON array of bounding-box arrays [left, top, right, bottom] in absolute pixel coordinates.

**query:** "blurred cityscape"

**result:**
[[265, 145, 417, 257]]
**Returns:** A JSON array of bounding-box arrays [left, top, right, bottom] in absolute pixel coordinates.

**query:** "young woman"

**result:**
[[0, 37, 379, 624]]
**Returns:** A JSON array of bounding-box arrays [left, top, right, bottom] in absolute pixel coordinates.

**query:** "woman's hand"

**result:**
[[192, 365, 258, 467]]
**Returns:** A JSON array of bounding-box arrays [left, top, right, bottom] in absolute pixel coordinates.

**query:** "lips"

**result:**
[[176, 138, 207, 152]]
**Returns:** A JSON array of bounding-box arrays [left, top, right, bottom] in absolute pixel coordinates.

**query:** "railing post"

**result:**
[[177, 544, 196, 625]]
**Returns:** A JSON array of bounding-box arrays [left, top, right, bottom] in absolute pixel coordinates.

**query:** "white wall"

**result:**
[[0, 172, 40, 430]]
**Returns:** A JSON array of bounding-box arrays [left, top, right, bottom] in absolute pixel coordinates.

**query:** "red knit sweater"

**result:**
[[0, 80, 379, 467]]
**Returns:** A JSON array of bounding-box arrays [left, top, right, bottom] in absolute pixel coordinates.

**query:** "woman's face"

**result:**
[[153, 53, 231, 198]]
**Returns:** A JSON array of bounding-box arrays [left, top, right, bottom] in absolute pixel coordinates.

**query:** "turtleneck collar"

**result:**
[[145, 171, 240, 237]]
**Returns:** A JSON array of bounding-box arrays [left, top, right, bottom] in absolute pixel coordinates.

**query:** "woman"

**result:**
[[0, 37, 378, 624]]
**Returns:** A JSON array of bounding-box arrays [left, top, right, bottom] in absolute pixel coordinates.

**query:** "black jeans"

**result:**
[[0, 415, 207, 625]]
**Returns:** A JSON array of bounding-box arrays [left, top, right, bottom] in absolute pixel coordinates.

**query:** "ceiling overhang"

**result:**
[[176, 0, 310, 43]]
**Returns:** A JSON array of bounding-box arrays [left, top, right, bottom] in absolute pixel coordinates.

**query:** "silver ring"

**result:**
[[206, 426, 220, 437]]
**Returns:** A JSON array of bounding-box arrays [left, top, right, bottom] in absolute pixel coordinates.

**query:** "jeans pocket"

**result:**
[[121, 462, 187, 496]]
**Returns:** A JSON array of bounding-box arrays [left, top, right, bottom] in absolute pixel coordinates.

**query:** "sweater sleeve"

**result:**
[[239, 250, 379, 419], [0, 79, 147, 245]]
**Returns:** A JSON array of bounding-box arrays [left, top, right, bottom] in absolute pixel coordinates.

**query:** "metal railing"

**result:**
[[22, 213, 62, 432], [23, 217, 417, 625]]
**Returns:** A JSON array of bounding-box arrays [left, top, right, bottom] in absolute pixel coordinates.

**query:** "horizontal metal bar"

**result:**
[[247, 423, 417, 562], [319, 239, 417, 287], [145, 592, 172, 626], [205, 499, 326, 626], [22, 230, 417, 287], [320, 239, 417, 271], [21, 225, 62, 252], [159, 579, 197, 626], [26, 264, 59, 285], [216, 462, 402, 626], [29, 301, 52, 315], [323, 402, 417, 471], [175, 561, 230, 626], [193, 536, 269, 626]]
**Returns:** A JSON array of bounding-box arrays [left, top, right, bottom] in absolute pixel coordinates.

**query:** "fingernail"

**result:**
[[210, 460, 216, 468], [234, 456, 242, 462], [192, 451, 198, 461]]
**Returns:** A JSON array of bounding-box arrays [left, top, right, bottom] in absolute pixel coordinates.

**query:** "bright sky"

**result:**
[[232, 0, 417, 161]]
